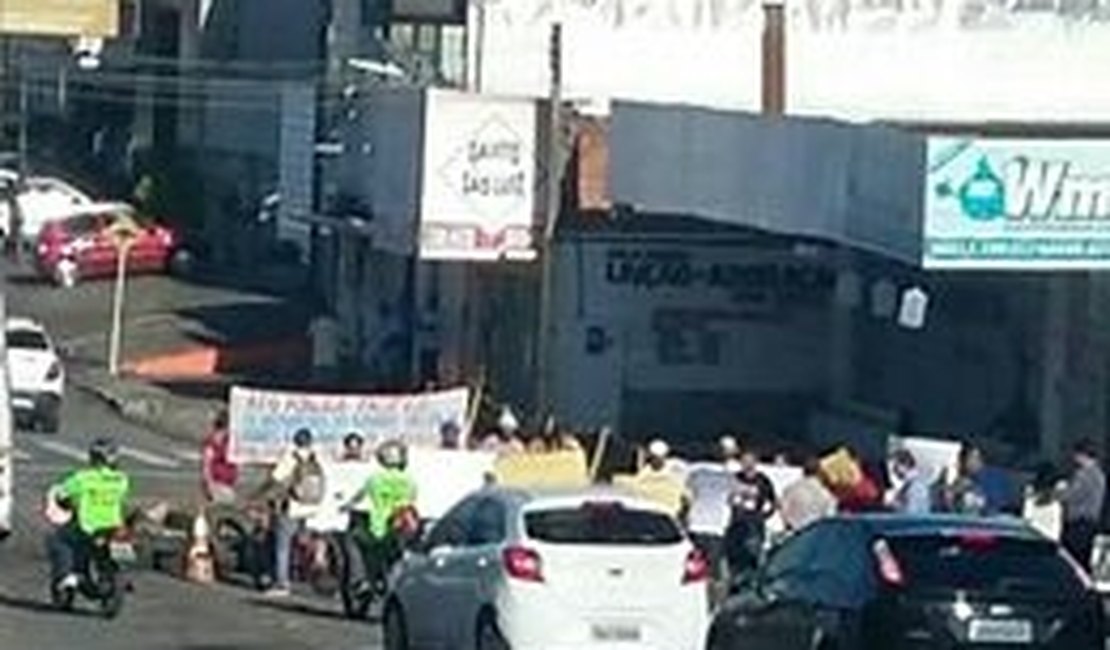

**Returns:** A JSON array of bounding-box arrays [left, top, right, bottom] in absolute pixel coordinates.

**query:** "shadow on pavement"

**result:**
[[247, 597, 354, 622], [0, 591, 99, 618]]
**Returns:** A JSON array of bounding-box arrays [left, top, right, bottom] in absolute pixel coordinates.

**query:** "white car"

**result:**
[[384, 486, 710, 650], [0, 173, 92, 244], [6, 318, 64, 432]]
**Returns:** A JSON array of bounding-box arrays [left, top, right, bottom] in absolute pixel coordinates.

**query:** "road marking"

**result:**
[[169, 447, 201, 463], [29, 438, 87, 462], [119, 445, 180, 469]]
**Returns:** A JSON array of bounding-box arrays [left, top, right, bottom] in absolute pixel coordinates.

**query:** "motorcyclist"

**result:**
[[46, 438, 132, 596], [345, 439, 418, 593]]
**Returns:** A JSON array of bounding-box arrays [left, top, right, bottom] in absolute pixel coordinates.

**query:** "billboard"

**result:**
[[420, 89, 539, 261], [0, 0, 118, 37], [924, 138, 1110, 269]]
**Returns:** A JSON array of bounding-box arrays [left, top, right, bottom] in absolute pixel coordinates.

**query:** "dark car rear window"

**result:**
[[887, 535, 1085, 596], [7, 329, 48, 350], [525, 503, 682, 545]]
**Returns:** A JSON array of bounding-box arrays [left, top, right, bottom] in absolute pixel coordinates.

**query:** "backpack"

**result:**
[[289, 453, 326, 505]]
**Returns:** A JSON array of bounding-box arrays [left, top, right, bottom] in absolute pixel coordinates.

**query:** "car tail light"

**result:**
[[958, 531, 999, 551], [502, 545, 544, 583], [873, 539, 905, 587], [45, 362, 61, 381], [682, 547, 710, 584]]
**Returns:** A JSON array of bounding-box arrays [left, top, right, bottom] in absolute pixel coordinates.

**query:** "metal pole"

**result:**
[[535, 22, 563, 418], [108, 245, 130, 376], [17, 44, 27, 179]]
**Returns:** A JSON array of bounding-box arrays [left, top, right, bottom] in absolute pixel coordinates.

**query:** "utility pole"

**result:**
[[761, 0, 786, 116], [535, 22, 564, 419]]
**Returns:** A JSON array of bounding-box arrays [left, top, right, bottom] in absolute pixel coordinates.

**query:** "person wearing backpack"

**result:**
[[260, 427, 326, 597]]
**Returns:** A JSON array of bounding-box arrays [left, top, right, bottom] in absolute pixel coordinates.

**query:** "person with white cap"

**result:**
[[719, 435, 741, 473], [636, 439, 689, 520]]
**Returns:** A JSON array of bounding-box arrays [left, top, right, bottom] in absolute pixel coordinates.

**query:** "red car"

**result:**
[[34, 202, 191, 287]]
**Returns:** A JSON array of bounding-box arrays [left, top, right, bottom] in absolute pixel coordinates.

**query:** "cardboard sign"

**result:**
[[492, 449, 589, 489]]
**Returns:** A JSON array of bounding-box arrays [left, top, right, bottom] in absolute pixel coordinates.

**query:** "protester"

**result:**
[[887, 449, 933, 515], [1062, 439, 1106, 568], [335, 432, 370, 530], [201, 408, 238, 505], [725, 450, 777, 576], [685, 445, 742, 579], [779, 456, 837, 531], [636, 440, 689, 519], [822, 446, 881, 513], [943, 442, 989, 516], [1023, 462, 1063, 542], [258, 428, 326, 597], [439, 421, 463, 450]]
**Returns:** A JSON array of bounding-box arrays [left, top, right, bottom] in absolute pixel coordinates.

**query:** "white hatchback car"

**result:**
[[6, 317, 64, 432], [384, 486, 710, 650]]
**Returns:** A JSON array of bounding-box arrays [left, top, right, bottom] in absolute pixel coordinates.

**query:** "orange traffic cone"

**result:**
[[184, 509, 215, 584]]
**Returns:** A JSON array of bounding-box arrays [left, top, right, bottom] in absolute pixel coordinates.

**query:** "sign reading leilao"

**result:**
[[925, 137, 1110, 269], [0, 0, 118, 37]]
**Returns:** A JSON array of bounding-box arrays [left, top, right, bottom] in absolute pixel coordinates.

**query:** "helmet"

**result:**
[[377, 440, 408, 469], [647, 439, 670, 459], [89, 437, 118, 466], [292, 428, 313, 449]]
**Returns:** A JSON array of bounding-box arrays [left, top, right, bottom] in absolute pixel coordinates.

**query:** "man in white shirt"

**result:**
[[260, 428, 325, 597], [780, 456, 837, 531]]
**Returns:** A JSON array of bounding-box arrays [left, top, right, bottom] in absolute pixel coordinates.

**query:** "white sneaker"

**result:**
[[58, 573, 80, 591], [263, 586, 291, 598]]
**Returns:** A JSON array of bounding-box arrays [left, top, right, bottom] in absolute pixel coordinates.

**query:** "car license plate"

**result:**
[[968, 619, 1033, 644], [11, 397, 33, 410], [591, 623, 641, 642]]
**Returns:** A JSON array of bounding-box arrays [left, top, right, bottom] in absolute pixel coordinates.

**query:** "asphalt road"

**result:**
[[0, 270, 378, 649]]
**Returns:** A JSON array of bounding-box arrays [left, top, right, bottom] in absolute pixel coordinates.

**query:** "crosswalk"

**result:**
[[10, 436, 200, 471]]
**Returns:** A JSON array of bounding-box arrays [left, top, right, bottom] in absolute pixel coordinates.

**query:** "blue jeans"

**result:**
[[273, 513, 303, 590]]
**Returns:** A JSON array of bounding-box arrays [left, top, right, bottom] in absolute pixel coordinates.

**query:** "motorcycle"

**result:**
[[339, 504, 422, 620], [44, 487, 134, 619]]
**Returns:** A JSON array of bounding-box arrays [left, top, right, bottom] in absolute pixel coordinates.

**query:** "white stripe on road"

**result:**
[[29, 438, 87, 462], [119, 445, 180, 469], [169, 447, 201, 463]]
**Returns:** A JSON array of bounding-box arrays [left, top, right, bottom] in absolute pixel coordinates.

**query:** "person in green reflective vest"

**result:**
[[344, 438, 417, 592], [46, 438, 131, 594]]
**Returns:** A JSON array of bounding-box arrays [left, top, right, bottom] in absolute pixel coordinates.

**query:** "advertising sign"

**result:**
[[420, 90, 538, 261], [228, 386, 471, 464], [0, 0, 118, 37], [925, 138, 1110, 269]]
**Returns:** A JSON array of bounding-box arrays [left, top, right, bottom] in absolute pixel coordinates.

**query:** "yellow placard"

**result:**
[[492, 449, 589, 489], [613, 472, 686, 516], [0, 0, 118, 38], [819, 448, 862, 489]]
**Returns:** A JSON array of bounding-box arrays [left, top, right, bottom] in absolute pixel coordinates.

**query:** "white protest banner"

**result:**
[[889, 436, 961, 485], [229, 385, 471, 464], [409, 448, 496, 521]]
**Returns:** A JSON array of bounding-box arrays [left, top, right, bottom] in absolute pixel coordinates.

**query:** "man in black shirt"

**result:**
[[724, 450, 777, 576]]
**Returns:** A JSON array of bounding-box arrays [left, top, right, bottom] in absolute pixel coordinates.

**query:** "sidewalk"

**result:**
[[74, 368, 223, 446]]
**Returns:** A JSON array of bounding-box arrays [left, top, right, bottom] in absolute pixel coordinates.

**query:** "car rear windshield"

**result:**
[[887, 534, 1085, 596], [7, 329, 48, 350], [525, 503, 682, 545]]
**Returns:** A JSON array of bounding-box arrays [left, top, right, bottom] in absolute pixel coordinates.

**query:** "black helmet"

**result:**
[[89, 438, 118, 466], [292, 428, 313, 449]]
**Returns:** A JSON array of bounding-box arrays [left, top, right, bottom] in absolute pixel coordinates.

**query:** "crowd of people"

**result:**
[[198, 401, 1108, 594]]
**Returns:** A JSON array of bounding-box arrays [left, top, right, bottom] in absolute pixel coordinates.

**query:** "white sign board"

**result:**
[[888, 435, 961, 485], [420, 90, 538, 261], [229, 386, 471, 464], [303, 449, 495, 532], [925, 138, 1110, 269]]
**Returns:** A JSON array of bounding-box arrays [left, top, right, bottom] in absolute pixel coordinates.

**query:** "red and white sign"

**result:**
[[420, 90, 539, 261]]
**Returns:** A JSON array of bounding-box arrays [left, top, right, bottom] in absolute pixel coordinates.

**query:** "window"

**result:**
[[7, 329, 48, 350], [525, 502, 682, 545], [466, 499, 506, 546], [888, 535, 1086, 596], [425, 497, 477, 549]]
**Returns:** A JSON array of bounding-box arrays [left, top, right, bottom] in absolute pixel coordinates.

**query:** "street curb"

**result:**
[[72, 374, 200, 445]]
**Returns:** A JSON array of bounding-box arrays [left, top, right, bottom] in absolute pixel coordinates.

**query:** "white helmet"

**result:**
[[647, 439, 670, 459]]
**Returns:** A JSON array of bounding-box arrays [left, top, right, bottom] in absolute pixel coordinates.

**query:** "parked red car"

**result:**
[[34, 202, 191, 287]]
